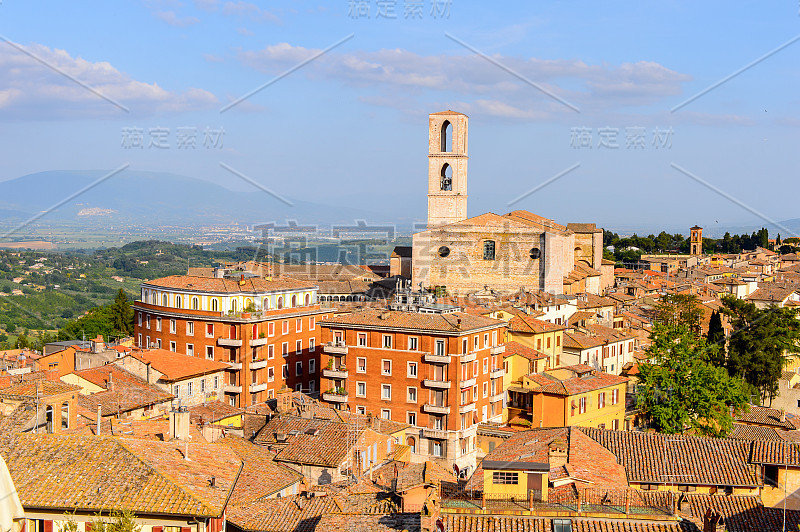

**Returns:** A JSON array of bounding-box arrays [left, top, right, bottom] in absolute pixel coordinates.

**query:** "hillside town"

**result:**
[[2, 112, 800, 532]]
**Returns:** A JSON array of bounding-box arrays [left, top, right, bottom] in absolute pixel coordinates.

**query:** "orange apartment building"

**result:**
[[318, 309, 506, 475], [133, 274, 332, 407]]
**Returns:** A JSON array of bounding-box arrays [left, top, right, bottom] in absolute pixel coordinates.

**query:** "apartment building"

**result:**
[[132, 274, 332, 407], [318, 309, 506, 475]]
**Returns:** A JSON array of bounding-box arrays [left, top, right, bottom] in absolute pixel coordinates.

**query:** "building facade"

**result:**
[[318, 309, 506, 475], [133, 274, 333, 407]]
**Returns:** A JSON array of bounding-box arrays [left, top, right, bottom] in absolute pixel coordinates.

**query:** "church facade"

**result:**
[[412, 111, 609, 296]]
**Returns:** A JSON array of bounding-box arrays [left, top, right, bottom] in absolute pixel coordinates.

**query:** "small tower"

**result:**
[[690, 225, 703, 255], [427, 111, 468, 228]]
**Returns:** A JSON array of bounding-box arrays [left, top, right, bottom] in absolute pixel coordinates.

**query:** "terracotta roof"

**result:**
[[503, 341, 548, 361], [0, 433, 240, 517], [684, 494, 800, 532], [443, 516, 696, 531], [729, 423, 786, 441], [219, 436, 303, 505], [579, 428, 760, 487], [227, 493, 336, 532], [372, 460, 456, 493], [188, 400, 244, 424], [735, 405, 798, 430], [321, 309, 502, 334], [142, 274, 315, 294], [750, 439, 800, 466], [129, 349, 229, 381], [563, 325, 634, 350], [508, 314, 565, 334], [72, 366, 174, 414], [0, 380, 81, 398], [530, 369, 628, 396]]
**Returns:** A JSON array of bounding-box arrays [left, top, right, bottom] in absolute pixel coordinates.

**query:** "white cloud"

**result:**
[[0, 42, 218, 118], [222, 1, 278, 23], [154, 10, 200, 27]]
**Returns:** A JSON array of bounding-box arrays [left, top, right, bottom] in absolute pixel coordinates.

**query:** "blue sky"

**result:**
[[0, 1, 798, 234]]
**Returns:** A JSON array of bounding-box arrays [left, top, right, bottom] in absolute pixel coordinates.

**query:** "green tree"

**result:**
[[654, 294, 702, 336], [637, 323, 749, 437], [706, 310, 725, 366], [15, 333, 29, 349], [109, 288, 134, 337], [721, 295, 800, 404]]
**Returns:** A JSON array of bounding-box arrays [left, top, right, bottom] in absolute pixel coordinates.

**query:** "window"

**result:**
[[382, 384, 392, 400], [187, 321, 194, 335], [156, 317, 162, 332], [547, 337, 551, 349], [163, 294, 168, 306], [356, 382, 367, 397], [435, 339, 445, 356], [358, 333, 367, 346], [309, 317, 315, 330], [277, 296, 283, 309], [483, 382, 488, 398], [383, 335, 392, 348], [268, 322, 274, 337], [356, 406, 366, 415], [176, 296, 182, 309], [137, 333, 142, 347], [612, 419, 619, 430], [282, 321, 289, 334], [357, 357, 367, 373], [156, 339, 162, 348], [407, 387, 417, 403], [211, 298, 219, 312], [382, 360, 392, 376], [553, 519, 572, 532], [268, 367, 275, 382], [381, 409, 391, 420], [474, 336, 479, 350], [409, 337, 419, 350], [282, 342, 288, 357], [473, 360, 478, 376], [308, 380, 315, 392], [296, 340, 302, 355], [473, 385, 478, 401], [282, 364, 288, 379], [309, 338, 315, 352], [483, 240, 496, 260], [462, 338, 468, 353], [483, 333, 488, 348], [483, 358, 488, 374], [612, 388, 619, 405], [492, 472, 518, 485], [407, 362, 418, 378], [296, 361, 303, 376], [598, 392, 605, 409], [579, 397, 587, 414], [174, 385, 180, 397], [296, 318, 302, 332], [169, 341, 177, 352], [206, 323, 214, 337], [137, 312, 142, 326], [268, 345, 274, 359], [186, 344, 194, 357], [214, 376, 219, 389], [187, 381, 193, 396], [146, 335, 151, 347], [432, 441, 443, 457], [309, 359, 316, 373], [170, 319, 176, 334], [407, 412, 416, 426], [192, 297, 199, 310], [146, 315, 151, 329]]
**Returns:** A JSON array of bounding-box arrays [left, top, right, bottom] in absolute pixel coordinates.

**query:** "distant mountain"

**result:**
[[0, 170, 405, 228]]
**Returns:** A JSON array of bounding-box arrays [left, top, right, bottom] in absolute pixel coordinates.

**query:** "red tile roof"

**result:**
[[143, 274, 315, 294], [130, 348, 229, 381], [321, 309, 503, 334]]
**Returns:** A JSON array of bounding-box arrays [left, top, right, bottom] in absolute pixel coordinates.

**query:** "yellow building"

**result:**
[[506, 315, 565, 369], [502, 341, 549, 394], [506, 365, 627, 430]]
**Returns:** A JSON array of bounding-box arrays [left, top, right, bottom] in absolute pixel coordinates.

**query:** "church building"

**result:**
[[412, 111, 611, 296]]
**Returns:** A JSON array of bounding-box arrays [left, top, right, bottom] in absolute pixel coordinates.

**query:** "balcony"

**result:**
[[218, 337, 242, 347], [490, 393, 505, 403], [250, 359, 269, 370], [423, 379, 452, 390], [422, 428, 448, 440], [323, 342, 348, 355], [250, 337, 269, 347], [424, 353, 452, 364], [490, 345, 506, 355], [460, 377, 476, 389], [322, 368, 349, 379], [461, 352, 477, 363], [459, 403, 476, 414], [227, 362, 242, 370], [322, 392, 349, 403], [223, 385, 242, 393], [490, 368, 506, 379], [249, 382, 269, 393], [422, 404, 451, 415]]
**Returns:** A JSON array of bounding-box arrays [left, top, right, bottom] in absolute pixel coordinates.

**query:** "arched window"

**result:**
[[263, 297, 270, 310], [304, 293, 311, 306], [277, 296, 284, 309], [61, 401, 69, 430], [440, 120, 453, 152], [45, 405, 54, 434], [231, 299, 238, 313], [175, 295, 182, 308], [162, 294, 168, 306], [406, 436, 416, 453], [291, 295, 297, 308], [483, 240, 496, 260], [211, 298, 219, 312], [143, 289, 148, 302], [151, 292, 158, 304], [440, 163, 452, 191], [244, 298, 253, 311], [192, 297, 199, 310]]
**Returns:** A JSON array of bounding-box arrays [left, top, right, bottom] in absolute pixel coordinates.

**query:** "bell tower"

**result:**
[[427, 111, 468, 228], [690, 225, 703, 255]]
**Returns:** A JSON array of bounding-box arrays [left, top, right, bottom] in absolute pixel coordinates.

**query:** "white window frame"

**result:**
[[381, 384, 392, 400], [357, 357, 367, 373], [356, 381, 367, 397], [186, 321, 194, 336], [382, 359, 392, 376], [407, 386, 417, 403], [407, 362, 417, 378]]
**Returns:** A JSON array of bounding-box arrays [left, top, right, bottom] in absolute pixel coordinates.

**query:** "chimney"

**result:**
[[239, 273, 246, 286], [92, 335, 105, 354], [547, 437, 568, 469], [146, 362, 151, 384], [702, 508, 724, 532], [106, 371, 113, 392], [97, 405, 102, 434], [781, 409, 787, 423], [169, 406, 191, 441], [214, 267, 225, 279], [276, 385, 293, 414]]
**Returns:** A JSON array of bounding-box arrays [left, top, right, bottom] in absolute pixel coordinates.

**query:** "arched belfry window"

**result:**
[[483, 240, 496, 261], [441, 120, 453, 152], [440, 163, 453, 191]]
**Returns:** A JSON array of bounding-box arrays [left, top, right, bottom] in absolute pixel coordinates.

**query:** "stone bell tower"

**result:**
[[427, 111, 468, 228], [690, 225, 703, 255]]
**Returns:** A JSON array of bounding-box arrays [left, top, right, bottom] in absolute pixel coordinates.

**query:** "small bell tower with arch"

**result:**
[[690, 225, 703, 255], [427, 110, 468, 228]]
